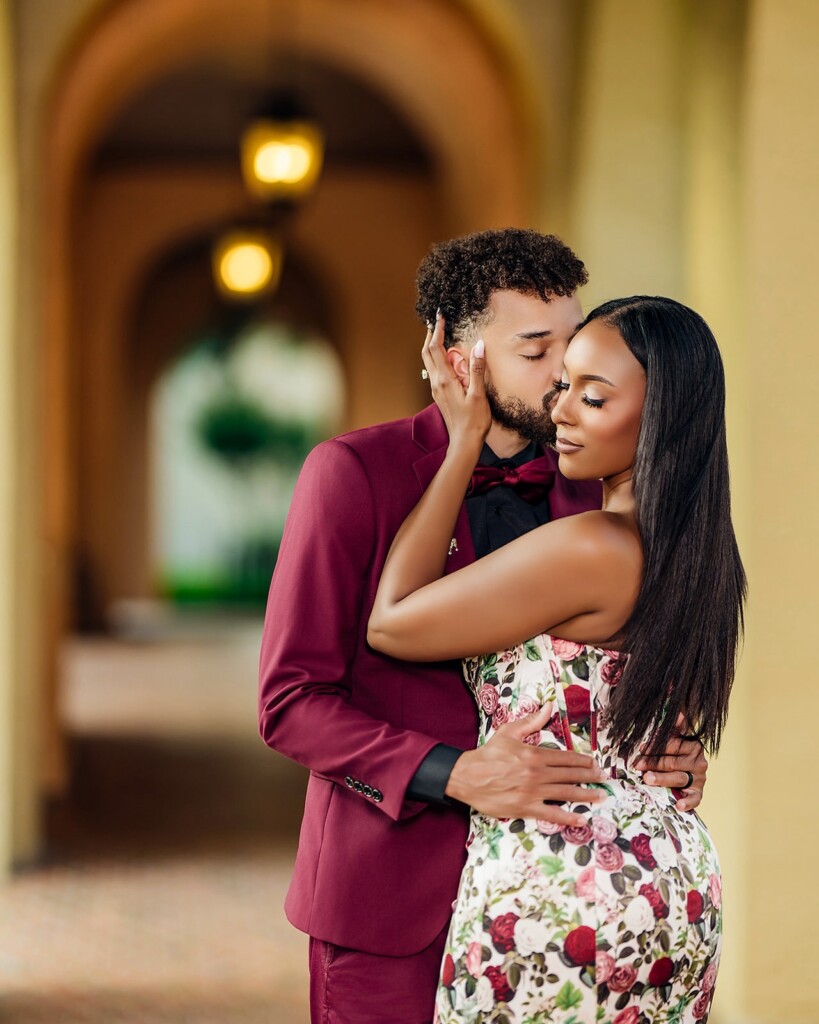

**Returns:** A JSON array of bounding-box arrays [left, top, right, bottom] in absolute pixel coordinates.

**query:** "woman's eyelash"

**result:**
[[553, 380, 604, 408], [522, 353, 545, 361]]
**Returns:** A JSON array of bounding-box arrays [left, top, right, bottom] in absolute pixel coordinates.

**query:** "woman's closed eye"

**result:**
[[552, 379, 606, 408], [522, 352, 546, 361]]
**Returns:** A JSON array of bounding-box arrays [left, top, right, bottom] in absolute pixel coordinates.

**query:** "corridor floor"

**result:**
[[0, 618, 310, 1023]]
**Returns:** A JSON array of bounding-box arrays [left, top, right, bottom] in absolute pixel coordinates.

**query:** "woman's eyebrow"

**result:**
[[579, 374, 616, 386]]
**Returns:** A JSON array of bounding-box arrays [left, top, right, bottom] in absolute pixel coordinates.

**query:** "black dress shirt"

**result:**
[[405, 441, 552, 803]]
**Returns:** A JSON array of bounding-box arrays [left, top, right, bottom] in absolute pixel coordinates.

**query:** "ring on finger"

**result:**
[[683, 770, 694, 789]]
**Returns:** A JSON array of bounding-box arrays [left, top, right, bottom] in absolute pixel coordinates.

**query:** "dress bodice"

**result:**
[[463, 633, 639, 784]]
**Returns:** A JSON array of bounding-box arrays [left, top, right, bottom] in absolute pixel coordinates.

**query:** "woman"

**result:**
[[368, 297, 745, 1023]]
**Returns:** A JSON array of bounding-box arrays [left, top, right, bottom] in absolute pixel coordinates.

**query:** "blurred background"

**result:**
[[0, 0, 816, 1021]]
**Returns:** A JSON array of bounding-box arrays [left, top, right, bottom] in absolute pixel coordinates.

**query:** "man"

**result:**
[[258, 229, 706, 1023]]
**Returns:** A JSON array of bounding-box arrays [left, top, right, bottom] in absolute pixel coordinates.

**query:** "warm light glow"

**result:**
[[220, 243, 272, 292], [254, 139, 313, 185], [241, 119, 324, 200], [212, 232, 282, 299]]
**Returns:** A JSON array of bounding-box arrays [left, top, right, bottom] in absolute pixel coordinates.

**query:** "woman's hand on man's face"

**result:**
[[422, 313, 491, 451]]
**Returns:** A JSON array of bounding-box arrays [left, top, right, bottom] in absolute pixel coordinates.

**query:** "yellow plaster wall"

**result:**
[[682, 3, 750, 1016], [742, 0, 819, 1019], [460, 0, 585, 236], [562, 1, 818, 1020], [570, 0, 688, 303], [1, 0, 42, 874], [0, 0, 15, 874]]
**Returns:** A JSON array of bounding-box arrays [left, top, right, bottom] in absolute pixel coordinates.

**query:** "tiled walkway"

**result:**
[[0, 620, 311, 1023]]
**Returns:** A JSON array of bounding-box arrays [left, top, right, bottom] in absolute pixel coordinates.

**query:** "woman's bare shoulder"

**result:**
[[530, 511, 642, 642], [532, 508, 642, 564]]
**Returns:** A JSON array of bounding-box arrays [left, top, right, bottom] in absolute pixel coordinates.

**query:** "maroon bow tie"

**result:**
[[468, 455, 556, 503]]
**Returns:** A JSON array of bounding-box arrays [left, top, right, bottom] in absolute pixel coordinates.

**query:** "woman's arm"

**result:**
[[371, 332, 490, 607], [368, 329, 635, 661], [368, 505, 625, 661]]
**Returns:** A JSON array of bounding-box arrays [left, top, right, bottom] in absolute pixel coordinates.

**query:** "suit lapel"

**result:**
[[411, 408, 477, 571]]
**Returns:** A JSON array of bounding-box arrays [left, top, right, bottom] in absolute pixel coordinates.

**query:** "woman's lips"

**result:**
[[555, 436, 584, 454]]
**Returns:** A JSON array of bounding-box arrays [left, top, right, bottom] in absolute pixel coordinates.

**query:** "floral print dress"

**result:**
[[435, 635, 721, 1024]]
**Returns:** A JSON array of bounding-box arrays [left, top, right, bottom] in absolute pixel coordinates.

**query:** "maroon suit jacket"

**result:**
[[258, 404, 601, 956]]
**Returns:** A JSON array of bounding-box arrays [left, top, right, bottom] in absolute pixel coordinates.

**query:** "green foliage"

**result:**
[[196, 393, 314, 466], [537, 855, 564, 876], [554, 980, 583, 1011], [523, 640, 542, 661], [160, 536, 280, 606]]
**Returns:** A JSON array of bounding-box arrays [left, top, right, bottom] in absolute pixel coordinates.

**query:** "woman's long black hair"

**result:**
[[583, 296, 746, 757]]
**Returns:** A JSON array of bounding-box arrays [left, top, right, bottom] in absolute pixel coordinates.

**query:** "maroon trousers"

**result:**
[[309, 924, 449, 1024]]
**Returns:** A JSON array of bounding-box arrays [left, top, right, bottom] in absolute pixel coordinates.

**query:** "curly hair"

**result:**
[[415, 228, 588, 347]]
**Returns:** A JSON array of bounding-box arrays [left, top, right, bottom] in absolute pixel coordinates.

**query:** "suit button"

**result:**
[[372, 789, 383, 803], [354, 781, 363, 792], [345, 776, 354, 788], [363, 785, 373, 797]]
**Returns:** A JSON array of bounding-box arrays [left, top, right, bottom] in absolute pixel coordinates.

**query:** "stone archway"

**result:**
[[34, 0, 535, 826]]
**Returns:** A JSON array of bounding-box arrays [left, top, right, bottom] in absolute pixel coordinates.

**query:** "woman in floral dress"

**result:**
[[368, 297, 745, 1023]]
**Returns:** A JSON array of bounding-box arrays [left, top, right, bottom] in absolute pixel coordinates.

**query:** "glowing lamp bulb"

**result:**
[[254, 139, 313, 185], [213, 232, 282, 299], [241, 119, 324, 201]]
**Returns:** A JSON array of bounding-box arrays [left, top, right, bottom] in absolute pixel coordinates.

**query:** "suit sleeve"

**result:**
[[258, 438, 440, 822]]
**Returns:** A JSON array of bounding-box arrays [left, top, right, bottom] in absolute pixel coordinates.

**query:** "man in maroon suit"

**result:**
[[259, 230, 707, 1023]]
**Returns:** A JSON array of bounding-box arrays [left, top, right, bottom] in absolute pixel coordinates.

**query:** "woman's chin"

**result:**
[[556, 455, 585, 479]]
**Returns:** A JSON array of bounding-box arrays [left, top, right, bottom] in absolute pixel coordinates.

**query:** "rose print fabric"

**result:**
[[435, 635, 721, 1024]]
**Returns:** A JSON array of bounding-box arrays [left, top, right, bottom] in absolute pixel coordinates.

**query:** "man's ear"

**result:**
[[446, 344, 471, 388]]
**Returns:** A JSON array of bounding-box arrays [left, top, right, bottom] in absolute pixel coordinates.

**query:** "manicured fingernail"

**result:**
[[436, 307, 442, 319], [474, 339, 485, 357], [644, 772, 655, 785]]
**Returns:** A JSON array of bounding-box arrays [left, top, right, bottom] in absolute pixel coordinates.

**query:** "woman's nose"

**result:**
[[551, 390, 574, 425]]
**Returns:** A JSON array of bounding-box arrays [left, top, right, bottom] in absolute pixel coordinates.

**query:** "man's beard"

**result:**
[[486, 382, 558, 448]]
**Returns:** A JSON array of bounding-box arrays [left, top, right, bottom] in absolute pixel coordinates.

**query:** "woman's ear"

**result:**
[[446, 344, 471, 388]]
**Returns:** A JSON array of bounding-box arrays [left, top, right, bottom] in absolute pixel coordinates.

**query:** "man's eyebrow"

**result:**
[[579, 374, 616, 386], [513, 329, 552, 341]]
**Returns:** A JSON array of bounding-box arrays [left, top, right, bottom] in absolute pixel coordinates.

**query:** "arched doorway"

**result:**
[[149, 317, 344, 615], [77, 221, 344, 628]]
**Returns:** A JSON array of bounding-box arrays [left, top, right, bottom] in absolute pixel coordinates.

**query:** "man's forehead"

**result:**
[[486, 290, 582, 337], [488, 288, 580, 312]]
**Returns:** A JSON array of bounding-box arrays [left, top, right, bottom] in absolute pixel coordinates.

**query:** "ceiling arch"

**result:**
[[49, 0, 533, 230]]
